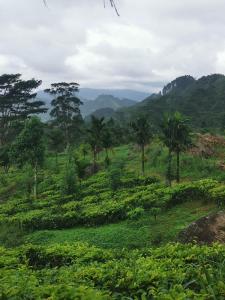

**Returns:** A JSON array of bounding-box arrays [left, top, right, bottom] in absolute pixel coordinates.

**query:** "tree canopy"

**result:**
[[0, 74, 46, 145]]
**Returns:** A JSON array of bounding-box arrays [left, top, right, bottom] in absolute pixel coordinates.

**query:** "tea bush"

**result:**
[[0, 176, 223, 231], [1, 242, 225, 299]]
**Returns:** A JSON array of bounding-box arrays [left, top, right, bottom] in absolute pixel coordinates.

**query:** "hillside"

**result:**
[[81, 94, 136, 117], [3, 74, 225, 299], [1, 139, 225, 298], [117, 74, 225, 130], [36, 91, 138, 118]]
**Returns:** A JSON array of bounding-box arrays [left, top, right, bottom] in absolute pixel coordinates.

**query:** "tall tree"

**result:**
[[171, 112, 192, 183], [161, 112, 191, 185], [10, 117, 45, 199], [47, 127, 65, 166], [131, 117, 152, 175], [45, 82, 83, 148], [0, 145, 10, 173], [0, 74, 46, 145], [161, 114, 174, 186], [102, 129, 113, 167], [87, 116, 105, 172]]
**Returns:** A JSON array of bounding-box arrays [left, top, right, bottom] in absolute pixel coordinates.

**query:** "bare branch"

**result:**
[[43, 0, 119, 15]]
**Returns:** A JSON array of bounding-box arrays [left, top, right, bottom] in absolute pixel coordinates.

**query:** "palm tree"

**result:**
[[87, 116, 105, 172], [131, 117, 152, 175], [172, 112, 191, 183], [161, 112, 191, 185], [102, 129, 113, 167], [161, 114, 175, 186]]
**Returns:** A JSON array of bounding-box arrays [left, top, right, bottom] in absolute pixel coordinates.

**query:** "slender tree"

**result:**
[[0, 145, 10, 173], [171, 112, 192, 183], [161, 112, 191, 185], [47, 127, 65, 167], [131, 117, 152, 175], [45, 82, 83, 148], [87, 116, 105, 172], [161, 114, 174, 186], [102, 129, 113, 167], [10, 117, 45, 199]]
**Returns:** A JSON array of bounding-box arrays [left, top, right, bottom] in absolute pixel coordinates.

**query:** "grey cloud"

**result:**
[[1, 0, 225, 91]]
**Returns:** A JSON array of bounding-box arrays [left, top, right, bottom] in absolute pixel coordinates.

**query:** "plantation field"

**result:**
[[1, 141, 225, 299], [2, 242, 225, 299], [27, 201, 216, 249]]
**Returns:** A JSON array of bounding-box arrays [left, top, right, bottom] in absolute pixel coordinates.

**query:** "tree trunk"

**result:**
[[141, 144, 145, 176], [33, 162, 38, 199], [65, 124, 70, 151], [55, 152, 58, 166], [167, 149, 172, 186], [93, 147, 97, 172], [176, 150, 180, 183]]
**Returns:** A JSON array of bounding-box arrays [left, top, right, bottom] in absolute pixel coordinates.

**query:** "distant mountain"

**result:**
[[115, 74, 225, 130], [81, 94, 136, 117], [85, 108, 115, 121], [36, 91, 138, 119], [79, 88, 150, 102]]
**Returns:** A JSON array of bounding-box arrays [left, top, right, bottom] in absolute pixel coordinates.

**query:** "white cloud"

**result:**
[[1, 0, 225, 91]]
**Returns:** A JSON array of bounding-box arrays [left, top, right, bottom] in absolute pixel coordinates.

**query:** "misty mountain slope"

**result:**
[[79, 88, 150, 101], [81, 94, 136, 117], [36, 89, 143, 119], [116, 74, 225, 129]]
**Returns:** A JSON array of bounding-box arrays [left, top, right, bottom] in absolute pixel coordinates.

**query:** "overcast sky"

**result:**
[[1, 0, 225, 92]]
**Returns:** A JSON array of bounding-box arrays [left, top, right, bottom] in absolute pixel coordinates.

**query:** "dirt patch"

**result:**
[[189, 133, 225, 158], [178, 211, 225, 244]]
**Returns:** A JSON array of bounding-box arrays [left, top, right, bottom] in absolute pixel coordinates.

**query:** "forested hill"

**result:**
[[81, 94, 136, 117], [117, 74, 225, 130]]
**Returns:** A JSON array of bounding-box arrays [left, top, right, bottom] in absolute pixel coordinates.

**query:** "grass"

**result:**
[[27, 200, 217, 249]]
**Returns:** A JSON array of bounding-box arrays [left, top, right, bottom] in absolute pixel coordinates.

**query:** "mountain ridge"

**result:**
[[114, 74, 225, 130]]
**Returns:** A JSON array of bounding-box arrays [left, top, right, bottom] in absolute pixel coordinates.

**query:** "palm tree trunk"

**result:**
[[167, 149, 172, 186], [105, 148, 109, 160], [33, 162, 38, 199], [93, 147, 97, 172], [141, 144, 145, 176], [55, 152, 58, 166], [176, 150, 180, 183]]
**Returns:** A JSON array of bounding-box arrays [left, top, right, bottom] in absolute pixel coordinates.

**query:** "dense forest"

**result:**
[[1, 72, 225, 299], [116, 74, 225, 131]]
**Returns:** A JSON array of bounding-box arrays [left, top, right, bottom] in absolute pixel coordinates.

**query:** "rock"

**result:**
[[178, 211, 225, 244]]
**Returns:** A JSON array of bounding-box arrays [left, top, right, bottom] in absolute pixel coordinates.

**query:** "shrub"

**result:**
[[61, 167, 79, 196], [127, 207, 145, 220], [0, 221, 25, 248], [107, 167, 122, 192]]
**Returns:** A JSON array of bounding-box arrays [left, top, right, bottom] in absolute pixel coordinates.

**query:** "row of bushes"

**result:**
[[1, 242, 225, 299], [0, 178, 223, 231]]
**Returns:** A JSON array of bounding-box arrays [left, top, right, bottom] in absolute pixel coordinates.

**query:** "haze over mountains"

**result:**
[[116, 74, 225, 130], [79, 88, 150, 102], [36, 88, 150, 119], [80, 95, 137, 117], [36, 74, 225, 130]]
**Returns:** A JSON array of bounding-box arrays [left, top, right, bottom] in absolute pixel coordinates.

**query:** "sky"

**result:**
[[1, 0, 225, 92]]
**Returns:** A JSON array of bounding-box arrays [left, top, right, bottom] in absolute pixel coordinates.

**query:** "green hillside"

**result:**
[[118, 74, 225, 131], [0, 141, 225, 299], [2, 73, 225, 299], [81, 94, 137, 117]]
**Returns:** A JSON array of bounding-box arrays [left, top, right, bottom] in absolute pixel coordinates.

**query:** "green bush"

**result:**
[[127, 207, 145, 220], [1, 243, 225, 299], [61, 167, 79, 196]]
